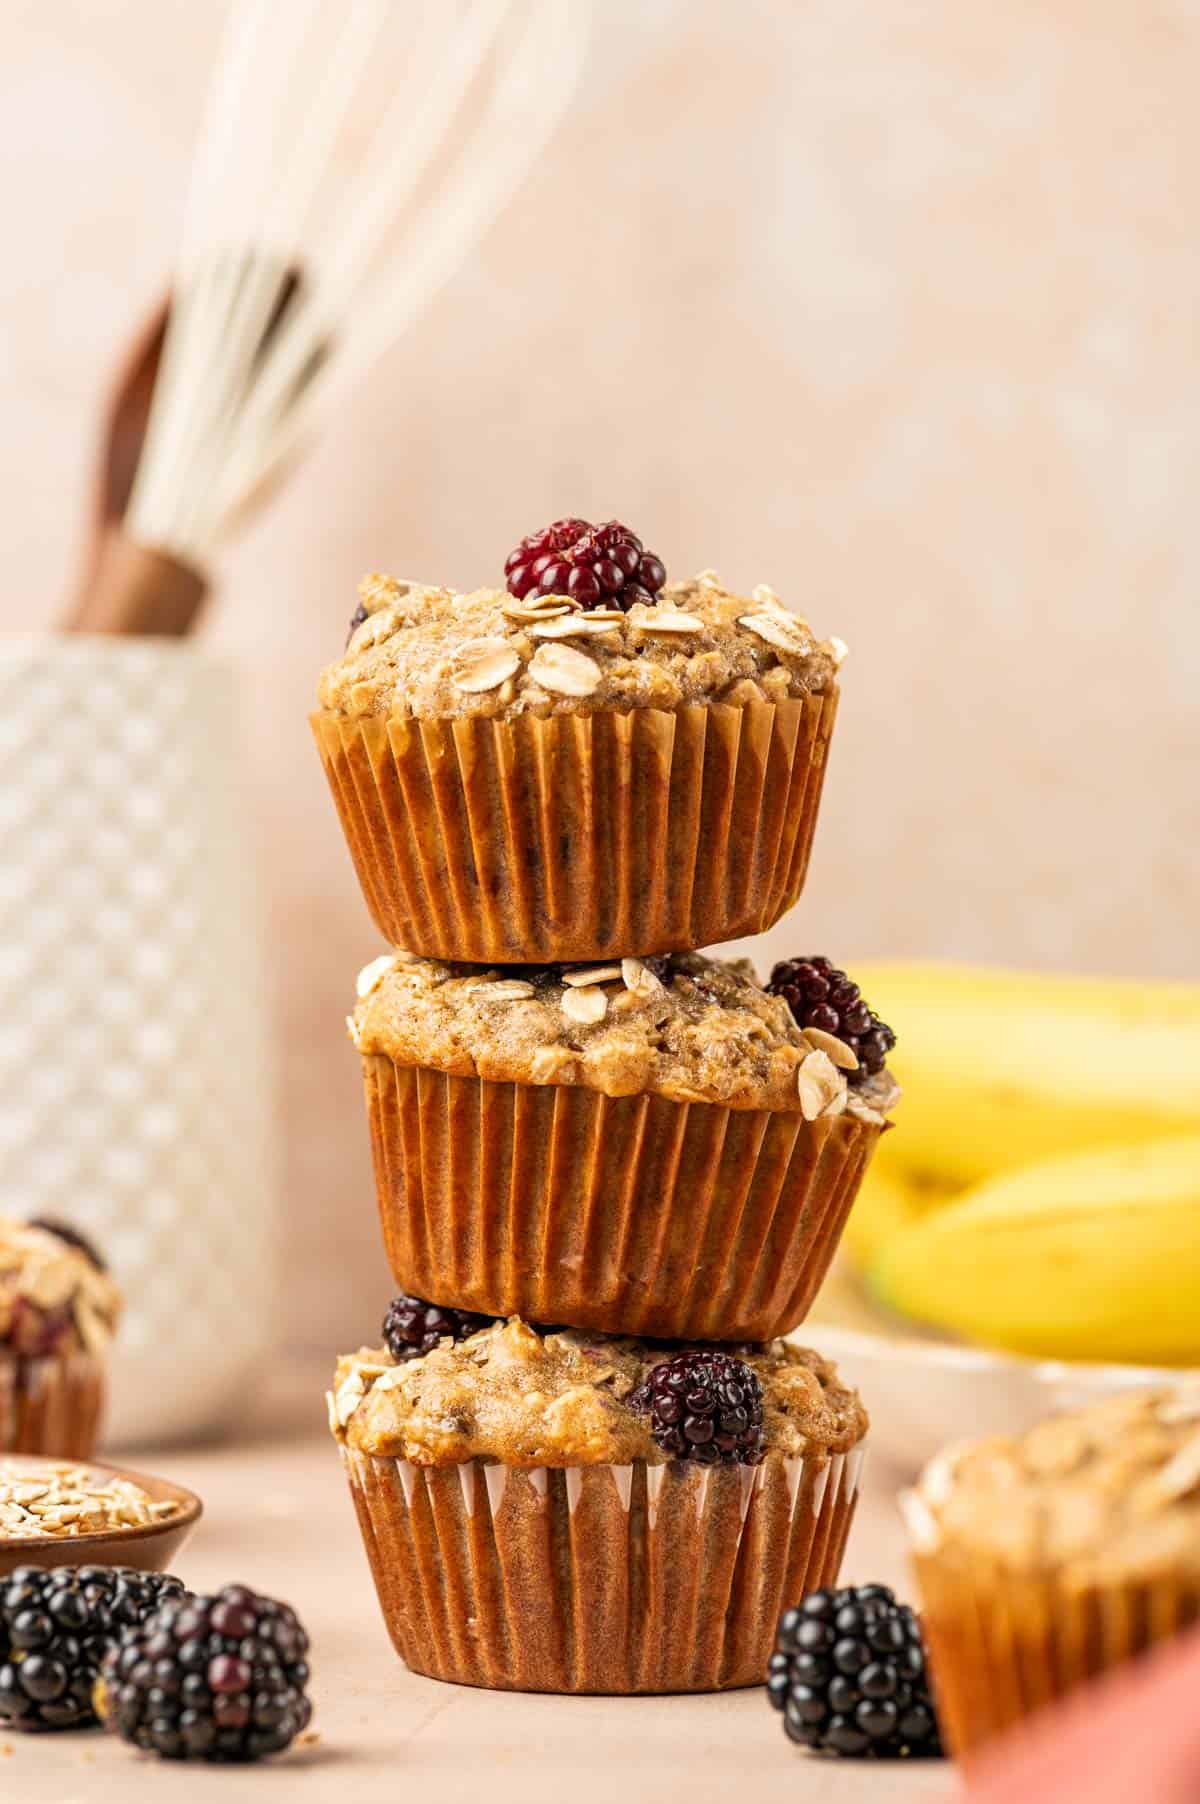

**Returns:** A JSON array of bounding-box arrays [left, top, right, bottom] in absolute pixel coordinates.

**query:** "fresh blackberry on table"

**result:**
[[629, 1350, 765, 1466], [504, 517, 667, 610], [382, 1294, 495, 1362], [96, 1583, 311, 1763], [0, 1566, 184, 1731], [767, 1584, 943, 1759], [766, 957, 895, 1085]]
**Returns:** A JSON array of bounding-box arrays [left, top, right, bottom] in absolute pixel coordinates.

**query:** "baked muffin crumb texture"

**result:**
[[350, 949, 899, 1122], [907, 1386, 1200, 1583], [329, 1319, 867, 1469], [319, 573, 840, 721]]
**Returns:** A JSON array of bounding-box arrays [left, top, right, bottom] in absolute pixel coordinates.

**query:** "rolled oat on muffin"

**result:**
[[330, 1315, 868, 1693], [312, 531, 843, 962], [903, 1385, 1200, 1760], [350, 949, 898, 1343], [0, 1219, 121, 1460]]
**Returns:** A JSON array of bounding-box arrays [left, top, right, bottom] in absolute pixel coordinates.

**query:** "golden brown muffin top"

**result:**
[[317, 572, 841, 722], [328, 1319, 867, 1468], [904, 1387, 1200, 1583], [349, 949, 899, 1121], [0, 1220, 122, 1358]]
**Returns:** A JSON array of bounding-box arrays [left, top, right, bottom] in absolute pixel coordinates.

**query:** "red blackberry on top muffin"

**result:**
[[503, 517, 667, 610]]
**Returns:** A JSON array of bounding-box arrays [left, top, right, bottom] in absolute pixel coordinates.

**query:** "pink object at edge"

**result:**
[[965, 1627, 1200, 1804]]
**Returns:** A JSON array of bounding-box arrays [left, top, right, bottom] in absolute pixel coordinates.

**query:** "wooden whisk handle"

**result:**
[[66, 527, 209, 637]]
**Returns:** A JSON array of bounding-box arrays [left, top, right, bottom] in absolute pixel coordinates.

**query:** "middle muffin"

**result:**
[[351, 947, 899, 1343]]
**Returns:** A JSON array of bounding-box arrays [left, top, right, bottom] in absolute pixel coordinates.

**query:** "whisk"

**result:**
[[69, 0, 591, 634]]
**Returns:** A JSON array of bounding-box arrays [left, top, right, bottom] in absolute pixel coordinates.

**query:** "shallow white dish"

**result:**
[[799, 1269, 1195, 1476]]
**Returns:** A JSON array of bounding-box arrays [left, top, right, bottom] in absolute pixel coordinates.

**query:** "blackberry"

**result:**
[[382, 1294, 495, 1363], [96, 1583, 311, 1763], [767, 1584, 943, 1759], [27, 1217, 106, 1271], [504, 517, 667, 611], [766, 958, 895, 1086], [346, 600, 368, 645], [0, 1565, 184, 1731], [629, 1350, 765, 1466]]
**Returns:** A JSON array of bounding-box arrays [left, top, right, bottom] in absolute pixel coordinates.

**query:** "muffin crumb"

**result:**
[[320, 575, 837, 722], [330, 1319, 867, 1468], [351, 950, 899, 1121]]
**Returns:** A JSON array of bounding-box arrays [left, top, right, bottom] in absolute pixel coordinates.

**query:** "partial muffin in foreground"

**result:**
[[351, 948, 899, 1343], [330, 1315, 868, 1693], [0, 1220, 121, 1458], [903, 1386, 1200, 1760], [312, 535, 842, 962]]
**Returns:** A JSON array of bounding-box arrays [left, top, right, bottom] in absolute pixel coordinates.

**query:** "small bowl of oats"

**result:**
[[0, 1456, 201, 1577]]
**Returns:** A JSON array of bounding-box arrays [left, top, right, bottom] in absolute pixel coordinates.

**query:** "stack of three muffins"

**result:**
[[314, 524, 898, 1692]]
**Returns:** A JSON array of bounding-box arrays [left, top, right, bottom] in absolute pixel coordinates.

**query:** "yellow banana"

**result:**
[[842, 1158, 953, 1270], [869, 1135, 1200, 1366], [854, 962, 1200, 1187]]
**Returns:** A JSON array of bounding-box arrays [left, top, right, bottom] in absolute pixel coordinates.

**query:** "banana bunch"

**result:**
[[854, 962, 1200, 1186], [838, 964, 1200, 1367]]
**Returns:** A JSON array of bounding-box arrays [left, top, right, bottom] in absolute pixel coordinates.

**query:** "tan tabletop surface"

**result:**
[[5, 1363, 957, 1804]]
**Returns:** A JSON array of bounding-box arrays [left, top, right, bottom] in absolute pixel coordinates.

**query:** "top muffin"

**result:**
[[318, 572, 841, 722], [311, 520, 846, 963], [905, 1386, 1200, 1583]]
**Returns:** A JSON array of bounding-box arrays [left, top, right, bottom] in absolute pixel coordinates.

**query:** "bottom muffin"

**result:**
[[329, 1312, 868, 1693], [0, 1219, 121, 1458], [903, 1386, 1200, 1760]]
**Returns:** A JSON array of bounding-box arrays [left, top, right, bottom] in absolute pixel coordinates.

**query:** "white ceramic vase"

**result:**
[[0, 638, 277, 1447]]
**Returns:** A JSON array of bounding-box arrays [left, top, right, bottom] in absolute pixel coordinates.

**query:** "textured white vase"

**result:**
[[0, 639, 277, 1447]]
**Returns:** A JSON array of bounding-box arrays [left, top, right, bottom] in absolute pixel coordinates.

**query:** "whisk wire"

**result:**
[[193, 0, 523, 536], [207, 4, 585, 537], [126, 0, 593, 565]]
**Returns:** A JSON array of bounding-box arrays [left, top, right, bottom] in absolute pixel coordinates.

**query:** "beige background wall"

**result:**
[[2, 1, 1197, 1346]]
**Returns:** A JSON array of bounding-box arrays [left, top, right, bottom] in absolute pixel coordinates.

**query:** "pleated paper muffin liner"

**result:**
[[312, 689, 838, 963], [364, 1057, 884, 1343], [343, 1442, 865, 1693], [0, 1350, 104, 1460], [909, 1545, 1200, 1760]]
